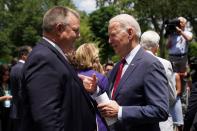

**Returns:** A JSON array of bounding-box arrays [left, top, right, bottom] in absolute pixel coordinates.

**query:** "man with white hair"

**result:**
[[141, 30, 177, 131], [98, 14, 169, 131], [167, 16, 193, 73]]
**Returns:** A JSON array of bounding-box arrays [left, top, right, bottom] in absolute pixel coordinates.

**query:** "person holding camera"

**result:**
[[167, 17, 193, 73], [167, 17, 193, 108]]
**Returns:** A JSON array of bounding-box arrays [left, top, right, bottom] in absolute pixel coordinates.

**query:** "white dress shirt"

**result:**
[[117, 44, 141, 120]]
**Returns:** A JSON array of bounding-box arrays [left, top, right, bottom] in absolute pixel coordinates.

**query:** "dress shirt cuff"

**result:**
[[91, 86, 100, 99], [118, 106, 122, 120]]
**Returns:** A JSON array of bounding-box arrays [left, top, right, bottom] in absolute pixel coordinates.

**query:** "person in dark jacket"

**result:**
[[20, 6, 97, 131], [10, 45, 32, 131], [0, 64, 12, 131]]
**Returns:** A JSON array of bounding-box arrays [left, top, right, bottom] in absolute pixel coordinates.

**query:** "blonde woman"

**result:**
[[75, 43, 108, 131], [76, 43, 104, 74]]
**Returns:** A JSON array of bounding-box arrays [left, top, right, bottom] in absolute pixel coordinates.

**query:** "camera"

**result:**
[[164, 18, 180, 37]]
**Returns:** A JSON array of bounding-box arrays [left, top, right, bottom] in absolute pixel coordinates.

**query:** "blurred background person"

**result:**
[[10, 58, 18, 68], [166, 16, 193, 73], [183, 58, 197, 131], [73, 43, 108, 131], [75, 43, 107, 91], [166, 17, 193, 105], [10, 45, 32, 131], [140, 30, 177, 131], [0, 64, 12, 131], [170, 72, 184, 131], [103, 60, 114, 76], [184, 83, 197, 131]]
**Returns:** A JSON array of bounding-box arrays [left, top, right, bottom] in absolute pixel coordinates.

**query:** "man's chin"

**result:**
[[114, 50, 120, 55]]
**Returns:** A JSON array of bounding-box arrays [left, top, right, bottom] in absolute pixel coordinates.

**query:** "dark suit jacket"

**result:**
[[107, 47, 169, 131], [10, 61, 24, 119], [184, 82, 197, 131], [20, 39, 96, 131]]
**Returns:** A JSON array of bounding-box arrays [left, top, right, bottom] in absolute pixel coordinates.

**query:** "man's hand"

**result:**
[[176, 26, 193, 41], [0, 95, 12, 102], [98, 100, 119, 118], [176, 26, 182, 34], [78, 74, 97, 93], [5, 95, 12, 100]]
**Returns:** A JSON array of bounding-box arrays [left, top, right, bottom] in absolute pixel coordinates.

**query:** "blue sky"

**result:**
[[73, 0, 97, 13]]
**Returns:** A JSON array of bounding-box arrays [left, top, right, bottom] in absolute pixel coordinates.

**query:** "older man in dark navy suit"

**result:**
[[98, 14, 169, 131]]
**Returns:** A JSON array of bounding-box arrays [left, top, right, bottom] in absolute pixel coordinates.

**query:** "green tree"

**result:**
[[95, 0, 119, 7], [0, 0, 77, 62], [89, 5, 120, 63], [75, 11, 96, 48], [189, 42, 197, 57], [94, 0, 197, 58], [180, 0, 197, 36], [0, 0, 15, 62]]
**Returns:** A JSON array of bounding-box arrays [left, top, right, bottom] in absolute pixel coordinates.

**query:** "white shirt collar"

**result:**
[[124, 44, 141, 65], [42, 37, 68, 61], [19, 59, 25, 63]]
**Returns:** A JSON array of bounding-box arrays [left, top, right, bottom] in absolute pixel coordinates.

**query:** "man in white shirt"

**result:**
[[141, 30, 177, 131], [167, 17, 193, 73]]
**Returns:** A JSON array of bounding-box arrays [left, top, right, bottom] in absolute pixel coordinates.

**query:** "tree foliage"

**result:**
[[94, 0, 197, 59], [89, 5, 120, 63], [0, 0, 85, 62], [0, 0, 197, 63], [74, 11, 96, 48]]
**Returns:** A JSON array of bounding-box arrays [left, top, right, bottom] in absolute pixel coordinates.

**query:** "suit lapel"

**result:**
[[113, 48, 145, 99], [38, 39, 99, 122], [40, 39, 93, 101]]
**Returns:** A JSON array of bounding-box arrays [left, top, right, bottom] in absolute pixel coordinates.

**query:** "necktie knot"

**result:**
[[121, 58, 126, 65]]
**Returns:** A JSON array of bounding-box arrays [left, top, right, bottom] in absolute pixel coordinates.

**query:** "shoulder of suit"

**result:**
[[11, 63, 23, 70], [29, 43, 52, 59], [140, 51, 168, 70], [143, 51, 159, 62]]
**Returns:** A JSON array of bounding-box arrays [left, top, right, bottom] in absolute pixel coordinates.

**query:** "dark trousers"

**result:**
[[169, 54, 187, 73], [11, 119, 21, 131], [1, 108, 12, 131]]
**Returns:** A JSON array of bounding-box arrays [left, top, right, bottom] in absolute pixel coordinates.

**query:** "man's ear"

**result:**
[[127, 28, 134, 40], [56, 23, 65, 33], [152, 47, 159, 55]]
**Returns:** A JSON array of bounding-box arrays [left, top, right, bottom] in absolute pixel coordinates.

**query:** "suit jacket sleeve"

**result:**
[[166, 61, 177, 106], [122, 61, 169, 124]]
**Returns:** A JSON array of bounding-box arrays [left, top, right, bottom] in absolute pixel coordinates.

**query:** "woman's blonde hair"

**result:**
[[75, 43, 104, 74]]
